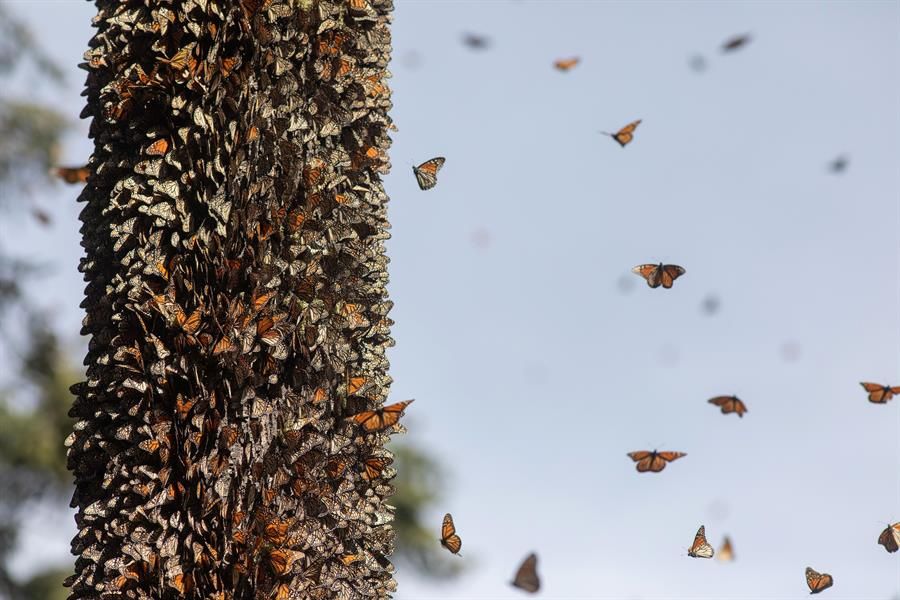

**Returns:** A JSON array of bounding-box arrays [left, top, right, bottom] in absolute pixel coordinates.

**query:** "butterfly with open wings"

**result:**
[[627, 450, 686, 473], [601, 119, 642, 147], [632, 263, 686, 289]]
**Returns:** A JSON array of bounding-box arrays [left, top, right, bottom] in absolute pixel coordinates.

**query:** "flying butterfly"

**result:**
[[510, 552, 540, 593], [877, 522, 900, 553], [412, 157, 445, 190], [440, 513, 462, 555], [828, 155, 848, 174], [600, 119, 642, 147], [860, 382, 900, 404], [627, 450, 686, 473], [348, 399, 414, 432], [687, 525, 714, 558], [462, 32, 490, 50], [51, 165, 90, 184], [708, 395, 748, 418], [721, 34, 752, 52], [553, 57, 580, 71], [632, 263, 686, 289], [805, 567, 833, 594], [717, 536, 734, 562]]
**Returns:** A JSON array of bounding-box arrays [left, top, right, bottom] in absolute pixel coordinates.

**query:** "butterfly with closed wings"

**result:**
[[440, 513, 462, 555], [413, 157, 445, 190], [687, 525, 714, 558], [510, 552, 540, 593], [717, 536, 735, 562], [877, 522, 900, 553]]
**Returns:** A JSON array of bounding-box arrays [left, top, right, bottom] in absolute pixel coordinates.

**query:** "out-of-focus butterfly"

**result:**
[[860, 382, 899, 404], [51, 166, 90, 184], [510, 552, 540, 593], [462, 33, 490, 50], [348, 399, 414, 432], [805, 567, 833, 594], [828, 156, 848, 174], [687, 525, 714, 558], [878, 523, 900, 553], [553, 57, 580, 71], [631, 263, 686, 289], [708, 395, 748, 418], [721, 34, 751, 52], [600, 119, 641, 147], [689, 54, 707, 73], [412, 157, 445, 190], [440, 513, 462, 555], [627, 450, 686, 473], [717, 536, 734, 562]]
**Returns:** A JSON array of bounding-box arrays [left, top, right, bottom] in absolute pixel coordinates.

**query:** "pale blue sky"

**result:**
[[2, 1, 898, 598]]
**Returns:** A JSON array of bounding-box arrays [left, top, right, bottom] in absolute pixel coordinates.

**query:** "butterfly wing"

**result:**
[[688, 525, 714, 558], [878, 523, 900, 553], [657, 451, 687, 463], [613, 119, 642, 146], [350, 399, 414, 432], [413, 157, 445, 190], [718, 536, 734, 562], [660, 264, 686, 288], [511, 552, 540, 593], [708, 395, 747, 417], [860, 382, 888, 403], [627, 451, 654, 472], [805, 567, 834, 594], [632, 264, 662, 288], [440, 513, 462, 554], [553, 57, 580, 71]]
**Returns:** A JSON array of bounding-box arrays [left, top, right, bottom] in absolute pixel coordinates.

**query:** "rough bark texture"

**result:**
[[66, 0, 397, 597]]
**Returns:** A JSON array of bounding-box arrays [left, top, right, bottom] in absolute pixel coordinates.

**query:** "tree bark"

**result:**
[[66, 1, 397, 597]]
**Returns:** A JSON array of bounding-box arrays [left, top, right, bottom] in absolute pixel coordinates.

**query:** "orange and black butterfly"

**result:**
[[510, 552, 540, 593], [805, 567, 833, 594], [860, 382, 900, 404], [348, 399, 414, 432], [721, 34, 751, 52], [627, 450, 686, 473], [601, 119, 641, 147], [412, 157, 445, 190], [878, 523, 900, 553], [361, 456, 391, 481], [631, 263, 686, 289], [440, 513, 462, 555], [687, 525, 714, 558], [717, 536, 734, 562], [553, 57, 580, 71], [708, 395, 748, 418], [51, 165, 90, 184]]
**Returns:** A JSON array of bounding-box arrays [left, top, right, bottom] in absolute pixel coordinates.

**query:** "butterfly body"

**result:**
[[413, 157, 445, 190], [601, 119, 641, 147], [687, 525, 714, 558], [440, 513, 462, 555], [631, 263, 686, 289], [708, 395, 747, 418], [805, 567, 833, 594], [627, 450, 686, 473]]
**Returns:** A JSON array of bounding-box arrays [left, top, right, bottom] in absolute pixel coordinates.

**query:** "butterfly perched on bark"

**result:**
[[510, 552, 540, 593], [877, 522, 900, 553], [805, 567, 833, 594], [553, 57, 580, 71], [708, 395, 748, 418], [440, 513, 462, 555], [601, 119, 641, 147], [412, 157, 445, 190], [348, 399, 414, 432], [687, 525, 714, 558], [717, 536, 734, 562], [631, 263, 686, 289], [627, 450, 686, 473], [860, 382, 900, 404]]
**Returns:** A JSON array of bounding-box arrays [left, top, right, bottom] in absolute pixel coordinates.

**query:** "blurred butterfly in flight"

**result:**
[[413, 157, 445, 190], [717, 536, 735, 562], [708, 395, 748, 418], [553, 57, 580, 71], [510, 552, 540, 593], [600, 119, 641, 147], [721, 34, 751, 52]]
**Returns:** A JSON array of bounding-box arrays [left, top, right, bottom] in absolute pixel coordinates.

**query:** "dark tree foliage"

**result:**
[[66, 0, 399, 597]]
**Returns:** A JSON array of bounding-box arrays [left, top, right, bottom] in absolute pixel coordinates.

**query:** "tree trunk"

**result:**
[[66, 1, 397, 597]]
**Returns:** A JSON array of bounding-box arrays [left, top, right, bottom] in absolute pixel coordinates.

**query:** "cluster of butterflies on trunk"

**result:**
[[400, 30, 891, 598]]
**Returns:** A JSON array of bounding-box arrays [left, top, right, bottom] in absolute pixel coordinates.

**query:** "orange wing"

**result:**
[[440, 513, 462, 555], [510, 552, 540, 593], [51, 165, 90, 184], [878, 523, 900, 553], [688, 525, 714, 558], [660, 264, 686, 288], [860, 382, 897, 403], [632, 264, 662, 288], [708, 395, 748, 418], [717, 536, 734, 562], [361, 456, 391, 481], [553, 57, 580, 71], [602, 119, 642, 147], [628, 450, 685, 473], [349, 399, 415, 432], [413, 157, 445, 190], [805, 567, 833, 594]]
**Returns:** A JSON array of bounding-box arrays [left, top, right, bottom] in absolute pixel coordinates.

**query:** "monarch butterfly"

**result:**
[[51, 166, 90, 184], [600, 119, 642, 147], [717, 536, 735, 562], [828, 156, 848, 174], [877, 523, 900, 553], [412, 157, 445, 190], [631, 263, 686, 289], [348, 399, 414, 432], [361, 456, 391, 481], [721, 34, 751, 52], [440, 513, 462, 555], [627, 450, 686, 473], [553, 57, 580, 71], [510, 552, 540, 593], [708, 395, 748, 418], [860, 382, 900, 404], [462, 33, 490, 50], [805, 567, 833, 594], [688, 525, 714, 558]]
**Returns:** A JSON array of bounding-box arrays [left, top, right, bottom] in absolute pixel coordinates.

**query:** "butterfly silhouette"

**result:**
[[510, 552, 540, 593], [721, 34, 751, 52]]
